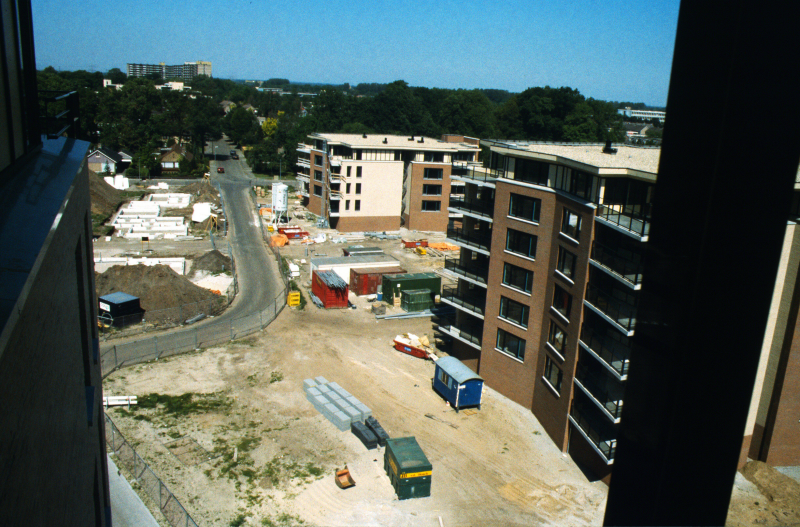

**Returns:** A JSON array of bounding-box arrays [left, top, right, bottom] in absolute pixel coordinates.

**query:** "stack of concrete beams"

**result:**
[[304, 377, 372, 431]]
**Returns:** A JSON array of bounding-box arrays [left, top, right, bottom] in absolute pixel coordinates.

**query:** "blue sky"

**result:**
[[31, 0, 680, 106]]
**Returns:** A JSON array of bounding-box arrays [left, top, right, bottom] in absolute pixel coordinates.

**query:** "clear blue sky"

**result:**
[[31, 0, 680, 106]]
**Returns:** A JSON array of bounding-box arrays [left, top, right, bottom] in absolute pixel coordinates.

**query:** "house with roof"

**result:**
[[87, 147, 125, 174], [159, 144, 194, 173]]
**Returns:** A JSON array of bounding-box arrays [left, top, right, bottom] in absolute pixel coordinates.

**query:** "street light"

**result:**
[[214, 145, 218, 161]]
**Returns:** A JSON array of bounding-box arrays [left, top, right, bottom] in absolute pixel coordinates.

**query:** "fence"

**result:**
[[100, 192, 287, 377], [105, 413, 199, 527]]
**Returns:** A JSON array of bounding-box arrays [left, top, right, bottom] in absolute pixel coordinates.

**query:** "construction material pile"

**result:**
[[303, 377, 372, 432], [178, 180, 220, 207], [189, 250, 232, 277], [89, 170, 125, 219]]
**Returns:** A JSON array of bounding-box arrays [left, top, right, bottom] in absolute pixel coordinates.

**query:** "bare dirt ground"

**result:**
[[104, 304, 609, 527]]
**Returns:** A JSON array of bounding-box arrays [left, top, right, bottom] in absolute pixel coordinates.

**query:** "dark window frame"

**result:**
[[502, 262, 533, 293], [509, 193, 541, 223], [544, 356, 563, 393], [553, 284, 572, 320], [548, 320, 567, 354], [421, 200, 441, 212], [561, 208, 582, 240], [506, 228, 537, 259], [424, 167, 444, 180], [499, 296, 530, 328], [422, 184, 442, 196], [496, 328, 526, 361], [557, 246, 577, 280]]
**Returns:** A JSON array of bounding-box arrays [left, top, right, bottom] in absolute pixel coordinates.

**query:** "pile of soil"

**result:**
[[179, 180, 220, 207], [96, 264, 220, 311], [89, 170, 124, 219], [190, 250, 232, 276], [727, 461, 800, 526]]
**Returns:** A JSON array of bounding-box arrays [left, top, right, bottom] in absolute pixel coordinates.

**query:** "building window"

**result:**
[[438, 369, 451, 389], [424, 168, 443, 179], [314, 170, 322, 181], [509, 194, 541, 223], [421, 200, 441, 212], [514, 158, 550, 186], [548, 321, 566, 354], [347, 166, 351, 177], [562, 208, 581, 240], [557, 247, 577, 280], [496, 328, 525, 361], [502, 262, 533, 293], [355, 150, 362, 160], [499, 296, 529, 328], [356, 183, 361, 195], [345, 200, 350, 210], [422, 184, 442, 196], [424, 152, 445, 162], [346, 183, 351, 194], [356, 166, 362, 178], [553, 284, 572, 320], [506, 228, 537, 259], [313, 185, 322, 197], [355, 200, 360, 211], [544, 356, 563, 393], [314, 155, 322, 167]]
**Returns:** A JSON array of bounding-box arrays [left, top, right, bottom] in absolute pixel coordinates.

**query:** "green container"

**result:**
[[384, 437, 432, 500], [401, 289, 434, 312], [382, 273, 441, 303]]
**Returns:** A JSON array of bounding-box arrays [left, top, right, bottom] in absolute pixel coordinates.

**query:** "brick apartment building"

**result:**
[[440, 139, 800, 481], [295, 134, 480, 232]]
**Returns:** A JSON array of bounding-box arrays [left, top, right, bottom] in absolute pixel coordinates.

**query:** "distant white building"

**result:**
[[618, 107, 666, 122]]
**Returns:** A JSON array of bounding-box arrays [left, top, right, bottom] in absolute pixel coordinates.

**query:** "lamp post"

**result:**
[[214, 145, 218, 161]]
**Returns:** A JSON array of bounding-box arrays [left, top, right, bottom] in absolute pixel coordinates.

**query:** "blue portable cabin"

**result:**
[[432, 356, 483, 411]]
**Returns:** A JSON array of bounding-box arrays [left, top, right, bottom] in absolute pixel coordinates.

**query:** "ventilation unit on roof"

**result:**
[[408, 136, 415, 141], [603, 140, 618, 155], [363, 134, 368, 138], [418, 137, 424, 143], [383, 138, 388, 144]]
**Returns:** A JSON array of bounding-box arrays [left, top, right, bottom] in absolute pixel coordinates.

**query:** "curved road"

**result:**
[[99, 137, 284, 366]]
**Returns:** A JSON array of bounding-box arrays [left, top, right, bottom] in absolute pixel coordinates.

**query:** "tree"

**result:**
[[223, 106, 260, 145], [106, 68, 126, 84]]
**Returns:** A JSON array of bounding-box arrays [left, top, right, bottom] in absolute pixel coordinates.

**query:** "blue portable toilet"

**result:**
[[432, 356, 483, 411]]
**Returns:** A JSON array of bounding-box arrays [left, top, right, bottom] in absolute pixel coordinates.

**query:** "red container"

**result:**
[[350, 266, 406, 296], [401, 239, 428, 249], [311, 270, 349, 308], [284, 231, 309, 239], [277, 226, 302, 234]]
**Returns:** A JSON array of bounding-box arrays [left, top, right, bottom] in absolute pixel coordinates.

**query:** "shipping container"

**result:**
[[381, 273, 441, 303], [311, 255, 401, 285], [401, 239, 428, 249], [343, 246, 384, 257], [433, 356, 484, 410], [98, 292, 144, 327], [401, 289, 434, 312], [384, 437, 432, 500], [311, 270, 349, 308], [350, 266, 406, 296]]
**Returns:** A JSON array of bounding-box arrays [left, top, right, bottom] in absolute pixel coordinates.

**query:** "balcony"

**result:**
[[441, 286, 486, 319], [448, 197, 494, 220], [443, 257, 489, 287], [296, 172, 310, 182], [329, 171, 341, 183], [436, 315, 483, 350], [39, 90, 80, 139], [579, 319, 631, 379], [574, 354, 625, 421], [569, 396, 617, 464], [297, 187, 309, 198], [296, 143, 311, 154], [329, 191, 342, 201], [590, 240, 644, 288], [296, 157, 310, 169], [584, 282, 637, 333], [446, 226, 493, 254], [596, 205, 650, 239], [451, 166, 499, 187]]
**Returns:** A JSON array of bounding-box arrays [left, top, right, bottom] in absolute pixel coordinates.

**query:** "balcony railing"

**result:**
[[575, 360, 625, 419], [449, 197, 494, 219], [452, 165, 501, 184], [39, 90, 80, 139], [329, 191, 342, 200], [444, 258, 489, 285], [597, 205, 650, 237], [580, 324, 631, 377], [584, 283, 637, 332], [570, 399, 616, 463], [446, 226, 493, 252], [591, 240, 644, 287], [437, 316, 483, 348], [441, 286, 486, 317]]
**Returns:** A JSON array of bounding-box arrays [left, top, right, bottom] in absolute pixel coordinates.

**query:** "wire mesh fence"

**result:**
[[105, 413, 199, 527]]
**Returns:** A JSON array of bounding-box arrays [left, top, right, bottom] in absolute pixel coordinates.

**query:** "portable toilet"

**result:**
[[432, 356, 483, 411]]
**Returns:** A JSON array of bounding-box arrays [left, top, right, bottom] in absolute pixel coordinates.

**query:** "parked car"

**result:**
[[230, 150, 236, 156], [217, 167, 225, 173]]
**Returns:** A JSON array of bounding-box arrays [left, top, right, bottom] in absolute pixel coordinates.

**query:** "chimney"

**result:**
[[603, 140, 617, 154], [383, 138, 388, 144], [362, 133, 368, 138]]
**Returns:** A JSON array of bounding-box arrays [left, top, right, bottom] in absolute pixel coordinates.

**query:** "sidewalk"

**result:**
[[107, 454, 161, 527]]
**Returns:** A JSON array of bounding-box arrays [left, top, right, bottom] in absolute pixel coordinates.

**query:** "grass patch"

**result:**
[[269, 371, 284, 384], [137, 392, 231, 416], [230, 513, 247, 526]]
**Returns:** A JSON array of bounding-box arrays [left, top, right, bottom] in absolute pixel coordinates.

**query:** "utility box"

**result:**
[[350, 266, 406, 296], [311, 270, 349, 308], [401, 289, 434, 312], [384, 437, 432, 500], [98, 292, 144, 327], [381, 273, 441, 304]]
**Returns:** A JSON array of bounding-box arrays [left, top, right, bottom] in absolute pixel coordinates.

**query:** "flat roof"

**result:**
[[485, 141, 661, 176], [311, 133, 479, 152], [310, 254, 400, 267]]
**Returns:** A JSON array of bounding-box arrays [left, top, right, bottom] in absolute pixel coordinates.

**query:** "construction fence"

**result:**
[[105, 413, 199, 527]]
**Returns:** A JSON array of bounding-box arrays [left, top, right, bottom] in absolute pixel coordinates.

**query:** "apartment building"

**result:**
[[127, 60, 212, 82], [617, 107, 666, 122], [440, 140, 800, 481], [295, 134, 480, 232]]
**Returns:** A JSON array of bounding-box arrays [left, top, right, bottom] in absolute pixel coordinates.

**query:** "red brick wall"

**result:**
[[405, 163, 451, 232]]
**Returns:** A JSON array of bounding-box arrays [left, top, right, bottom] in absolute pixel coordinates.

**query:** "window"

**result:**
[[314, 170, 322, 181], [548, 321, 566, 354], [506, 228, 537, 259], [424, 152, 444, 162], [314, 155, 322, 167], [313, 185, 322, 197], [422, 184, 442, 196], [562, 208, 581, 240], [438, 369, 451, 389], [553, 284, 572, 320], [421, 200, 441, 212], [355, 150, 362, 160], [544, 356, 563, 393], [356, 166, 362, 178], [503, 263, 533, 293], [345, 200, 350, 210], [514, 158, 549, 186], [347, 166, 351, 177], [355, 200, 360, 211], [496, 328, 525, 361], [424, 168, 443, 179], [346, 183, 351, 194], [557, 247, 577, 280], [355, 183, 361, 195], [509, 193, 541, 223], [499, 296, 529, 328]]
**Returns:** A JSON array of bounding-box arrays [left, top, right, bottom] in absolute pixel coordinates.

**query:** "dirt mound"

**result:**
[[89, 170, 124, 219], [96, 264, 219, 312], [190, 250, 232, 276], [727, 461, 800, 526], [179, 180, 220, 207], [742, 461, 800, 505]]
